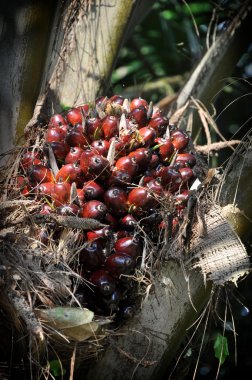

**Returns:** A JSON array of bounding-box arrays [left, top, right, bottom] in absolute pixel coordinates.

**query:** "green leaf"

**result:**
[[214, 334, 229, 365], [49, 360, 66, 377]]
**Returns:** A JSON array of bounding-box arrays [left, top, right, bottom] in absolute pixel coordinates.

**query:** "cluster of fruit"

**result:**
[[18, 95, 197, 317]]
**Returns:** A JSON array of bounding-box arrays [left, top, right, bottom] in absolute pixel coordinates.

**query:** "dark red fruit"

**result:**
[[156, 166, 182, 191], [114, 156, 138, 177], [65, 146, 84, 164], [175, 153, 196, 167], [171, 130, 189, 151], [77, 103, 89, 116], [145, 178, 164, 196], [120, 215, 137, 231], [109, 137, 126, 158], [89, 269, 116, 295], [138, 126, 156, 147], [28, 165, 54, 186], [154, 137, 174, 163], [79, 148, 98, 174], [129, 106, 148, 127], [102, 289, 123, 312], [139, 169, 156, 186], [106, 170, 132, 188], [148, 116, 169, 135], [65, 127, 89, 147], [56, 203, 80, 216], [174, 190, 190, 209], [76, 188, 85, 205], [82, 180, 104, 201], [51, 181, 71, 207], [95, 96, 108, 107], [40, 204, 53, 215], [44, 141, 70, 162], [128, 147, 152, 172], [56, 162, 84, 186], [130, 98, 148, 111], [79, 240, 105, 271], [86, 226, 112, 241], [91, 139, 110, 156], [82, 200, 107, 220], [35, 181, 54, 199], [48, 114, 67, 128], [21, 151, 41, 170], [104, 212, 118, 229], [46, 126, 66, 143], [105, 253, 135, 277], [102, 115, 119, 140], [110, 95, 125, 105], [127, 187, 158, 215], [80, 153, 110, 180], [149, 154, 160, 169], [179, 167, 194, 183], [86, 117, 103, 141], [104, 187, 128, 216], [114, 236, 141, 259], [66, 107, 84, 125]]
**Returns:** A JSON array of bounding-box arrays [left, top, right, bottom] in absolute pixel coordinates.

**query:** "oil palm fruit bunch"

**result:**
[[18, 95, 198, 318]]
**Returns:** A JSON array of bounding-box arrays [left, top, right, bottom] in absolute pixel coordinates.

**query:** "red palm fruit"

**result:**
[[105, 253, 135, 277], [171, 130, 189, 151], [104, 187, 128, 216], [66, 107, 84, 125], [46, 126, 66, 143], [102, 288, 123, 312], [102, 115, 119, 140], [109, 137, 126, 158], [174, 190, 190, 210], [40, 204, 53, 215], [91, 139, 109, 156], [130, 97, 148, 111], [114, 156, 138, 177], [175, 153, 196, 167], [56, 203, 81, 216], [114, 236, 141, 259], [156, 166, 182, 191], [154, 137, 174, 163], [28, 165, 54, 186], [44, 141, 70, 162], [65, 146, 84, 164], [104, 212, 118, 229], [127, 187, 158, 215], [148, 116, 169, 135], [86, 117, 103, 141], [128, 147, 152, 172], [138, 126, 156, 147], [149, 154, 160, 169], [145, 178, 164, 196], [21, 151, 41, 170], [51, 181, 71, 207], [86, 226, 112, 241], [82, 180, 104, 201], [65, 127, 89, 147], [152, 107, 162, 118], [116, 230, 131, 239], [21, 186, 31, 196], [79, 240, 105, 271], [15, 175, 28, 189], [87, 154, 111, 180], [48, 114, 67, 128], [77, 103, 89, 116], [139, 169, 156, 186], [76, 188, 85, 205], [79, 148, 98, 174], [110, 95, 125, 105], [82, 200, 107, 220], [106, 170, 132, 188], [95, 96, 108, 107], [120, 215, 137, 231], [89, 269, 116, 295], [56, 162, 84, 186], [179, 167, 194, 183], [35, 181, 54, 199], [129, 106, 148, 127]]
